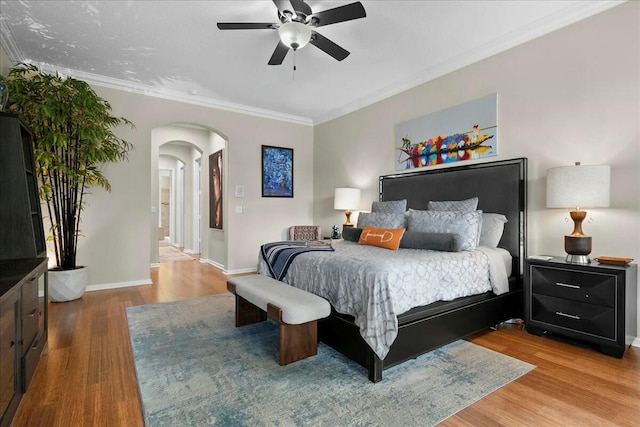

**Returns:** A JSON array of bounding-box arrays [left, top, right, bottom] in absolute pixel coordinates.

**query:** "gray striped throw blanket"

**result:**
[[260, 241, 334, 281]]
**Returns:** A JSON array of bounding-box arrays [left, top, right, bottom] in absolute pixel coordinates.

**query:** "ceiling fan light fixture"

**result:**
[[278, 21, 311, 50]]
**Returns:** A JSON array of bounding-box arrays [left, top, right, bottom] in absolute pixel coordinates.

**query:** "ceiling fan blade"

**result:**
[[272, 0, 296, 17], [268, 41, 290, 65], [310, 32, 350, 61], [309, 2, 366, 28], [217, 23, 277, 30]]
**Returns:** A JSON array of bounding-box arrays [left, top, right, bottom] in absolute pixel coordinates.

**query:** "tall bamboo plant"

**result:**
[[0, 64, 133, 270]]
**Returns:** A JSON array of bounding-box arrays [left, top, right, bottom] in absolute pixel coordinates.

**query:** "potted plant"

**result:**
[[0, 64, 133, 301]]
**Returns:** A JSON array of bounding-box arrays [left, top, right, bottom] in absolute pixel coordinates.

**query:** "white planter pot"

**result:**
[[48, 267, 89, 302]]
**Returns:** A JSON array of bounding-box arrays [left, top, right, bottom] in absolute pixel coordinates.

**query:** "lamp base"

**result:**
[[343, 210, 354, 228], [565, 254, 591, 264], [564, 235, 592, 264]]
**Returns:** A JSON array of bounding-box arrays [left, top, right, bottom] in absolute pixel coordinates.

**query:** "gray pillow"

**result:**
[[357, 212, 405, 229], [371, 199, 407, 214], [407, 210, 482, 251], [342, 227, 363, 242], [427, 197, 478, 213], [399, 232, 462, 252]]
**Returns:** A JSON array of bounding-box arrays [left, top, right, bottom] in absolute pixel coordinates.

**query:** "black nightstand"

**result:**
[[525, 257, 638, 358]]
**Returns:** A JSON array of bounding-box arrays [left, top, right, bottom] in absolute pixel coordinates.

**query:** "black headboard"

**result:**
[[379, 158, 527, 281]]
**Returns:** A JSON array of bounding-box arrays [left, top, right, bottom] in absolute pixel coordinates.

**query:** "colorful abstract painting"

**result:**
[[262, 145, 293, 198], [395, 94, 498, 170]]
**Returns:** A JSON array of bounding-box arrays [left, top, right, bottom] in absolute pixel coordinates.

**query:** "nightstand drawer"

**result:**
[[530, 293, 615, 340], [530, 266, 615, 307]]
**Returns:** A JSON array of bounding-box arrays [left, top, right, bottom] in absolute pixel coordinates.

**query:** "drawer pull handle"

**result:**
[[555, 282, 580, 289], [556, 311, 581, 320]]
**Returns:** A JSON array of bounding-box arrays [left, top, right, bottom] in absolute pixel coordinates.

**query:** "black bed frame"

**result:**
[[318, 158, 528, 382]]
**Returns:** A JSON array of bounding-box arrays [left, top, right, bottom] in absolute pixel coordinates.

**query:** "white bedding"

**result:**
[[257, 240, 511, 360]]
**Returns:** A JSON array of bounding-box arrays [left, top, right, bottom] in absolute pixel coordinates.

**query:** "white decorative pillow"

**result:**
[[427, 197, 478, 213], [479, 213, 508, 248], [357, 212, 405, 229], [371, 199, 407, 214], [407, 210, 482, 251]]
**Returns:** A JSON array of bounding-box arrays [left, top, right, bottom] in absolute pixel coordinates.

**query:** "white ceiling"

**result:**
[[0, 1, 623, 125]]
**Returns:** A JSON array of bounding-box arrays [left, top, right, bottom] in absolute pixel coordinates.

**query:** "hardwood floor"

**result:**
[[12, 259, 640, 426]]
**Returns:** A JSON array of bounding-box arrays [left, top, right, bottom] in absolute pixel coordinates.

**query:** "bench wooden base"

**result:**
[[229, 282, 319, 366]]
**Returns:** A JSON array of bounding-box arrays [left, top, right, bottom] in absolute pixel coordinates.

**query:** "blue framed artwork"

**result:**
[[395, 94, 498, 170], [262, 145, 293, 198]]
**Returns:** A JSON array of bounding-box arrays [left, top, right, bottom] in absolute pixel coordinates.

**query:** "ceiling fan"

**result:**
[[217, 0, 366, 65]]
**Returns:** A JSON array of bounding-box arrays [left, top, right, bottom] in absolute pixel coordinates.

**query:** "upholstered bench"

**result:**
[[227, 274, 331, 366]]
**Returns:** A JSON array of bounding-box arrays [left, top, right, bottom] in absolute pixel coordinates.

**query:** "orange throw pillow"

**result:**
[[358, 226, 406, 250]]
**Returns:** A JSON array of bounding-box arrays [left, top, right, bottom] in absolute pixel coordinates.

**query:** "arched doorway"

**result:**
[[151, 123, 228, 269]]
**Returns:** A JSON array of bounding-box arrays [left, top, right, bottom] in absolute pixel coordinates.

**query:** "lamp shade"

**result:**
[[334, 188, 361, 210], [278, 21, 311, 50], [546, 163, 610, 209]]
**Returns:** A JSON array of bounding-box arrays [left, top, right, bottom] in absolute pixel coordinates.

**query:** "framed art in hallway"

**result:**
[[209, 149, 223, 229], [262, 145, 293, 198]]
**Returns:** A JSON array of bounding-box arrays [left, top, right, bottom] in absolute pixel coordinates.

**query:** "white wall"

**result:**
[[313, 3, 640, 333], [74, 105, 150, 288]]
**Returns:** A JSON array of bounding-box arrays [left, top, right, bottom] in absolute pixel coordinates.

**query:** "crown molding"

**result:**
[[0, 47, 313, 126], [35, 63, 313, 126]]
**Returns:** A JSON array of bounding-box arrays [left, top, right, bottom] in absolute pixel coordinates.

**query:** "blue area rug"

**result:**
[[126, 294, 534, 426]]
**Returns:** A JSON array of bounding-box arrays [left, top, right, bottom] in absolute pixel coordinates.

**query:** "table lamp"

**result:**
[[334, 187, 361, 227], [546, 162, 610, 264]]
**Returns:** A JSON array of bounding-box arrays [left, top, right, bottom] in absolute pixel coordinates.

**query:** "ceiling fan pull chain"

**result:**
[[293, 50, 297, 81]]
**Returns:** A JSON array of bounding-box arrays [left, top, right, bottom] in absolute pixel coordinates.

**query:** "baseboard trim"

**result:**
[[150, 263, 160, 268], [199, 258, 256, 276], [86, 279, 152, 292], [226, 267, 257, 276], [200, 258, 225, 271], [633, 337, 640, 348]]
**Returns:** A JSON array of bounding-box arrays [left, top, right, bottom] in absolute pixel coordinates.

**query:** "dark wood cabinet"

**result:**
[[0, 112, 49, 426], [0, 286, 18, 427], [0, 258, 48, 427], [525, 257, 637, 357], [0, 112, 46, 260]]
